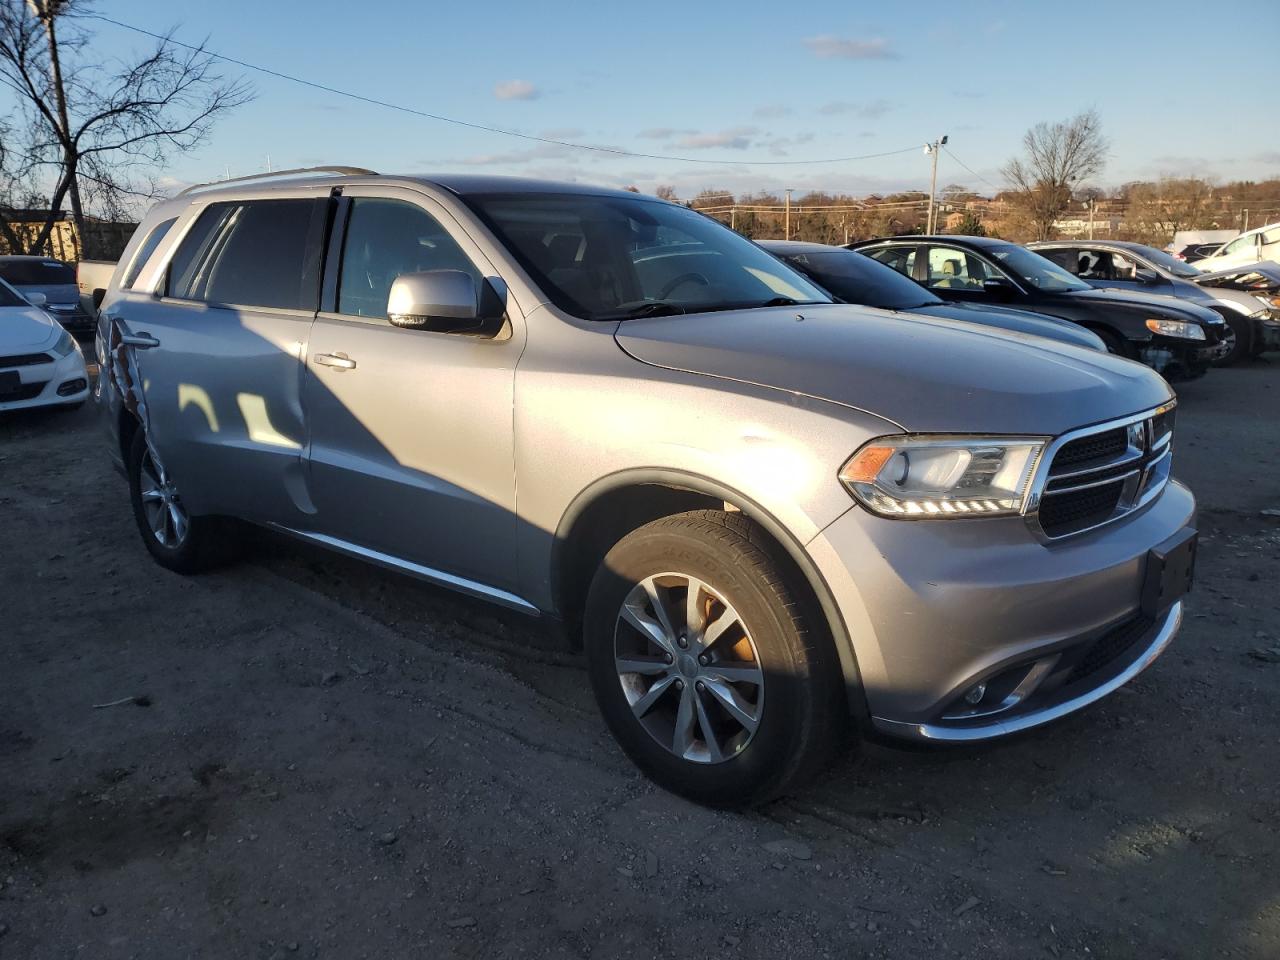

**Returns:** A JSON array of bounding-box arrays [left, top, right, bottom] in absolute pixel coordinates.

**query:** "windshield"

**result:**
[[1126, 244, 1201, 279], [464, 194, 831, 320], [0, 278, 25, 308], [778, 248, 940, 309], [989, 244, 1090, 293], [0, 258, 75, 286]]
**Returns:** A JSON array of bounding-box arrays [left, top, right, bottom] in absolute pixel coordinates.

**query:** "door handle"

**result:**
[[314, 352, 356, 370], [119, 331, 160, 349]]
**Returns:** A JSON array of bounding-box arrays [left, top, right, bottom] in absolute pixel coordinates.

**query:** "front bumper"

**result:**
[[1255, 312, 1280, 351], [806, 478, 1195, 742], [44, 304, 95, 333], [1142, 331, 1226, 377], [0, 350, 90, 411]]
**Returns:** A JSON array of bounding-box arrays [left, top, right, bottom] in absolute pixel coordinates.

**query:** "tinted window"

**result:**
[[122, 218, 176, 289], [1125, 244, 1199, 278], [1076, 249, 1139, 281], [987, 244, 1089, 292], [865, 245, 917, 278], [464, 194, 829, 320], [779, 248, 939, 309], [337, 198, 482, 319], [168, 199, 325, 310], [0, 278, 25, 307], [0, 259, 75, 286]]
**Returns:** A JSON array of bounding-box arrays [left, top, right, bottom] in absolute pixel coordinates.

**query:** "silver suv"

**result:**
[[97, 169, 1197, 806]]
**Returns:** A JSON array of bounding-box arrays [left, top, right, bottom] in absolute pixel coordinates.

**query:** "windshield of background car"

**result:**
[[989, 244, 1090, 293], [1130, 244, 1201, 278], [0, 259, 75, 286], [464, 194, 832, 320], [783, 249, 941, 309], [0, 277, 25, 307]]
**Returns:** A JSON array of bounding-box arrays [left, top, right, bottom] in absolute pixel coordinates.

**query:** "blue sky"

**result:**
[[39, 0, 1280, 198]]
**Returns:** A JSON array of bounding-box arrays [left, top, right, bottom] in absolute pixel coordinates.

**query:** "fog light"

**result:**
[[963, 682, 987, 705], [57, 378, 87, 396]]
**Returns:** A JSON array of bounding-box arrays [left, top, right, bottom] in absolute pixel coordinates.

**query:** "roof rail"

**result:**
[[177, 165, 378, 197]]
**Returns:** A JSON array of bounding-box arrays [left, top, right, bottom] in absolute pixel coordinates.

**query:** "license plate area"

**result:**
[[1141, 528, 1197, 618], [0, 370, 21, 395]]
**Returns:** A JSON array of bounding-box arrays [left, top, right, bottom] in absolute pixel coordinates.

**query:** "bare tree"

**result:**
[[0, 0, 251, 256], [1002, 110, 1107, 241]]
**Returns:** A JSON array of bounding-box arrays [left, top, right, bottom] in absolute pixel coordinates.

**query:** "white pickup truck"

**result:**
[[76, 258, 116, 317]]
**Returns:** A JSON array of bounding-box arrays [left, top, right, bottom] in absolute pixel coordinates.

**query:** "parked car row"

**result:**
[[87, 169, 1202, 807]]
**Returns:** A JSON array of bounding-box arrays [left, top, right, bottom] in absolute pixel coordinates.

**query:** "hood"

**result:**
[[1065, 286, 1222, 325], [0, 305, 61, 352], [1191, 261, 1280, 292], [614, 304, 1172, 435], [914, 301, 1106, 351]]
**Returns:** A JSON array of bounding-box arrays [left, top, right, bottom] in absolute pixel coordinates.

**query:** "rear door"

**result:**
[[301, 187, 524, 591], [916, 243, 1005, 305], [107, 195, 328, 523]]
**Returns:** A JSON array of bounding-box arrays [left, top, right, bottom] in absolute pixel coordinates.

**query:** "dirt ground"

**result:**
[[2, 351, 1278, 960]]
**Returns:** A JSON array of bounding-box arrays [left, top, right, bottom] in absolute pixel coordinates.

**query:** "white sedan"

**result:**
[[0, 276, 89, 412]]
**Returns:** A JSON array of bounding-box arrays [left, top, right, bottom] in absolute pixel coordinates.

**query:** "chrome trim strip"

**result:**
[[872, 602, 1182, 743], [1047, 448, 1144, 482], [1023, 402, 1175, 542], [265, 524, 542, 615], [1045, 468, 1140, 496]]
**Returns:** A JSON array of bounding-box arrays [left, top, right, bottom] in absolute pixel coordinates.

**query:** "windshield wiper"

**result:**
[[757, 296, 823, 307], [611, 302, 688, 320]]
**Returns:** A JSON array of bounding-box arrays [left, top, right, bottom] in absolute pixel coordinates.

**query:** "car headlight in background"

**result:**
[[839, 436, 1046, 518], [1254, 293, 1280, 310], [51, 329, 79, 357], [1145, 318, 1206, 340]]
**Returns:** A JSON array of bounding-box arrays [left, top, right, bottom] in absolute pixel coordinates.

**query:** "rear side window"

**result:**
[[167, 199, 326, 310], [121, 218, 176, 289], [867, 245, 916, 278]]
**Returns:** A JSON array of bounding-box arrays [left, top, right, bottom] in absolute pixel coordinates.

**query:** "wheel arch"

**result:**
[[551, 468, 870, 724]]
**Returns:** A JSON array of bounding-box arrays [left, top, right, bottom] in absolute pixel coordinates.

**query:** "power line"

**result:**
[[942, 146, 1001, 193], [83, 13, 924, 168]]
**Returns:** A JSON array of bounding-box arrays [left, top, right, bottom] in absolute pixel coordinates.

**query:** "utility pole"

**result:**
[[924, 134, 948, 234], [28, 0, 85, 255], [1243, 208, 1249, 232], [1087, 197, 1096, 240], [730, 205, 736, 231], [784, 189, 793, 240]]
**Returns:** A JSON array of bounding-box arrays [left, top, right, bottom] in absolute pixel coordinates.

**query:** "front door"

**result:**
[[111, 196, 328, 524], [302, 189, 523, 591]]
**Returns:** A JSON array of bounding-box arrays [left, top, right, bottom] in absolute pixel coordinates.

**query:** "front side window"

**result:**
[[781, 249, 939, 309], [167, 199, 325, 310], [1221, 234, 1254, 256], [464, 194, 829, 320], [1128, 244, 1198, 278], [122, 218, 176, 290], [0, 277, 25, 307], [1075, 248, 1139, 281], [337, 198, 482, 319], [987, 244, 1089, 293]]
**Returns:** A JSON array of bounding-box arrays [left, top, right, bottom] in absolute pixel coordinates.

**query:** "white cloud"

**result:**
[[674, 127, 759, 151], [753, 103, 793, 119], [817, 99, 892, 118], [638, 127, 695, 140], [803, 35, 897, 60], [494, 80, 540, 101]]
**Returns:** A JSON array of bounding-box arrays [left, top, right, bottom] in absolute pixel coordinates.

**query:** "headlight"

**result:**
[[51, 329, 78, 357], [1145, 318, 1206, 341], [839, 436, 1046, 518], [1254, 294, 1280, 310]]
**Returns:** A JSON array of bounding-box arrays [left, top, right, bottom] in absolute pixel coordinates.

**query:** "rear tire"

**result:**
[[127, 429, 239, 574], [584, 510, 846, 807]]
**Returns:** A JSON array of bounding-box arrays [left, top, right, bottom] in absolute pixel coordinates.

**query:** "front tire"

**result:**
[[584, 510, 846, 807], [127, 429, 238, 574]]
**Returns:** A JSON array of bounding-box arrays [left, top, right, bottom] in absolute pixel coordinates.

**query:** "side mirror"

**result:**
[[1134, 268, 1159, 284], [92, 288, 107, 310], [386, 270, 505, 337], [25, 291, 47, 307], [981, 277, 1014, 299]]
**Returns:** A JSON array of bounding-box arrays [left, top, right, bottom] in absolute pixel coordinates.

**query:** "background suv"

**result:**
[[97, 170, 1197, 806], [849, 235, 1226, 378]]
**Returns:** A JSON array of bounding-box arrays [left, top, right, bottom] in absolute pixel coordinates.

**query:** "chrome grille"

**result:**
[[1027, 404, 1175, 540]]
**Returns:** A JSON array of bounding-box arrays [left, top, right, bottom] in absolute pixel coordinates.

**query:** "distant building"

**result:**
[[0, 209, 136, 261]]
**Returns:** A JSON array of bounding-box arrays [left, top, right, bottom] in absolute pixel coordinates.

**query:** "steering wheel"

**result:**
[[658, 272, 709, 300]]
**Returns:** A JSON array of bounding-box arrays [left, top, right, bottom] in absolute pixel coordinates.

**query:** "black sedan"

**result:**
[[847, 235, 1227, 379], [757, 240, 1105, 351]]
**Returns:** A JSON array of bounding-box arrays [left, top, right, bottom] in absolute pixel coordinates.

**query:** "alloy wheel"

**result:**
[[137, 446, 189, 547], [614, 573, 765, 763]]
